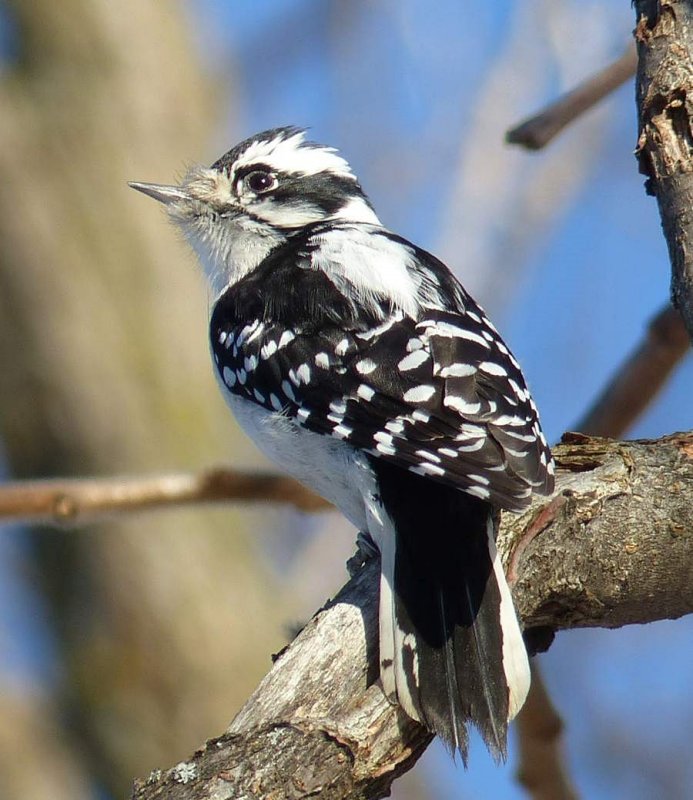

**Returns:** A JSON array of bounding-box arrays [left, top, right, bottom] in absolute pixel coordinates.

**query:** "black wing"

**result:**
[[210, 238, 553, 511]]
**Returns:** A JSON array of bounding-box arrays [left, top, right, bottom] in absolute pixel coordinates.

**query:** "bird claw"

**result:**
[[346, 530, 379, 577]]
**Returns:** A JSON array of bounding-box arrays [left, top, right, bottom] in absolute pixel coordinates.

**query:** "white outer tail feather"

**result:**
[[374, 501, 531, 731], [486, 517, 531, 720], [378, 539, 399, 705], [363, 485, 422, 720]]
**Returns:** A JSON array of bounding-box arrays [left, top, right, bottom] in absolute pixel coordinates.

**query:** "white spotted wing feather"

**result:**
[[212, 300, 553, 511]]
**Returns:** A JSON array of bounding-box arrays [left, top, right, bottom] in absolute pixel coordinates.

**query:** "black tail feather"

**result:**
[[372, 459, 529, 761]]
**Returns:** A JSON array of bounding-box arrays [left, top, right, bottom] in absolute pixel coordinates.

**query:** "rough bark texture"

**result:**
[[507, 432, 693, 631], [634, 1, 693, 341], [134, 559, 431, 800], [131, 432, 693, 800]]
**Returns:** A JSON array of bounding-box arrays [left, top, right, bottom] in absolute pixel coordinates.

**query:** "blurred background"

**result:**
[[0, 1, 691, 798]]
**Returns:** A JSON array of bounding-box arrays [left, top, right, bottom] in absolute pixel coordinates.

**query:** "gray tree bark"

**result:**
[[635, 0, 693, 342], [131, 432, 693, 800]]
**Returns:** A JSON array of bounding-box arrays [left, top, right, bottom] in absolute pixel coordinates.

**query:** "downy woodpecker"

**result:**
[[130, 127, 554, 760]]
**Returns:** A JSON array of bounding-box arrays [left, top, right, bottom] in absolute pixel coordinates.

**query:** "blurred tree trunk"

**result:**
[[0, 692, 93, 800], [0, 1, 284, 796]]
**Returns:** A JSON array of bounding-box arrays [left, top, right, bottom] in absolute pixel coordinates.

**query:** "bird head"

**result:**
[[130, 127, 380, 293]]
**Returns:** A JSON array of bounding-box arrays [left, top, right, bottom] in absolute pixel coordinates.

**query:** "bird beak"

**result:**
[[128, 182, 190, 205]]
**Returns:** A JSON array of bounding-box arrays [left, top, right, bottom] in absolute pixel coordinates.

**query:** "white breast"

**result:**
[[226, 392, 372, 533]]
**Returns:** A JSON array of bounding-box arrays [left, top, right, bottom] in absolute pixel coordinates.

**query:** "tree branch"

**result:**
[[0, 468, 329, 525], [634, 1, 693, 341], [506, 47, 636, 150], [576, 304, 690, 437], [514, 663, 577, 800], [131, 431, 693, 800]]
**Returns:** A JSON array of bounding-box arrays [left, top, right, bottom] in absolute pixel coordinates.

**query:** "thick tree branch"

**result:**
[[131, 432, 693, 800], [506, 47, 636, 150], [635, 1, 693, 341]]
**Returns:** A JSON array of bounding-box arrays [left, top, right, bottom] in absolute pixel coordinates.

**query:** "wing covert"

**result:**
[[211, 300, 554, 511]]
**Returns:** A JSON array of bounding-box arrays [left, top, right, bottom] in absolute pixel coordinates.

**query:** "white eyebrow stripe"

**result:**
[[232, 130, 356, 180]]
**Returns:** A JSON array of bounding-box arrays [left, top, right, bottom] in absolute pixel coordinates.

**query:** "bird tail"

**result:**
[[374, 465, 530, 761]]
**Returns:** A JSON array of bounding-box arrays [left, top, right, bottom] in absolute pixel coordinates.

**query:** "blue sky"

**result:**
[[1, 1, 691, 798]]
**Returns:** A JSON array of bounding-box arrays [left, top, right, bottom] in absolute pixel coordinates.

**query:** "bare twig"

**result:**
[[576, 304, 690, 437], [506, 47, 636, 150], [634, 1, 693, 342], [0, 468, 330, 526], [515, 664, 578, 800]]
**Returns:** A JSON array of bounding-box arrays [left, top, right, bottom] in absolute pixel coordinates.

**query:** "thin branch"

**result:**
[[576, 304, 690, 438], [130, 431, 693, 800], [514, 664, 578, 800], [0, 468, 330, 526], [506, 47, 636, 150], [634, 1, 693, 342]]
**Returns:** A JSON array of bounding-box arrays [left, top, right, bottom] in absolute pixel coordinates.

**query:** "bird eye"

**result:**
[[244, 170, 278, 194]]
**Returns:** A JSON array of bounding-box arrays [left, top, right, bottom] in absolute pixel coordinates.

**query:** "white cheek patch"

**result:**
[[249, 198, 326, 227], [332, 197, 381, 225], [242, 192, 381, 230]]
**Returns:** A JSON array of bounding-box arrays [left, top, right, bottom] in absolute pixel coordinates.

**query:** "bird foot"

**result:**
[[346, 530, 379, 577]]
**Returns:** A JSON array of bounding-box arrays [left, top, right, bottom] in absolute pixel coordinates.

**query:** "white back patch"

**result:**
[[310, 225, 421, 318]]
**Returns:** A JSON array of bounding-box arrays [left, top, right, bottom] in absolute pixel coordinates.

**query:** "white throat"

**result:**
[[184, 214, 287, 298]]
